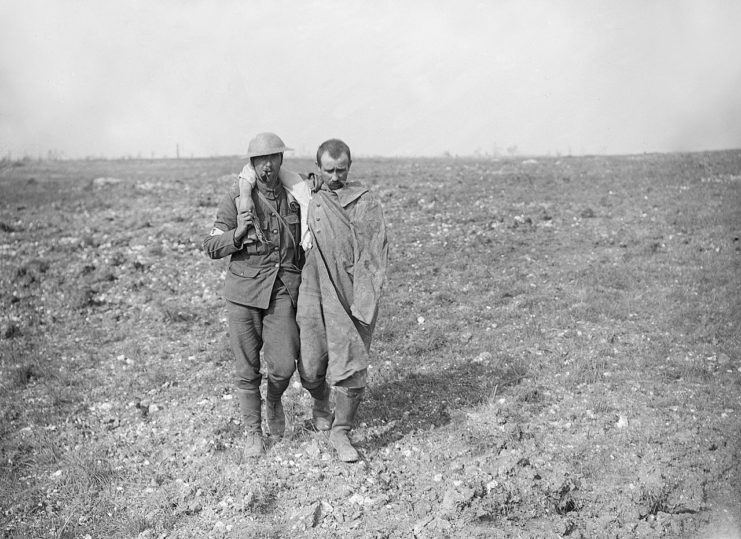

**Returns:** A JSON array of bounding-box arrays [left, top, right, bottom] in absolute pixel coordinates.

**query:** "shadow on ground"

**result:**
[[358, 356, 526, 452]]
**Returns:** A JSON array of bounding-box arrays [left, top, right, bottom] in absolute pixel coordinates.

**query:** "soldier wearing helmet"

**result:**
[[202, 132, 329, 457]]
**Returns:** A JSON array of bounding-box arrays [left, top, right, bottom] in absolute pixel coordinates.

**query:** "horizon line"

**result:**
[[3, 147, 741, 163]]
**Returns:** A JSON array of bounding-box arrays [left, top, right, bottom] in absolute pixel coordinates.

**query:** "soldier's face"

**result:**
[[317, 152, 350, 190], [252, 153, 282, 185]]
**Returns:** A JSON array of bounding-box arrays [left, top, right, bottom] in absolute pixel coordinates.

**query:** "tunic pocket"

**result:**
[[228, 264, 262, 278]]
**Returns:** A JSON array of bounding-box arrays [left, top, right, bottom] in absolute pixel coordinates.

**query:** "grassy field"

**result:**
[[1, 152, 739, 538]]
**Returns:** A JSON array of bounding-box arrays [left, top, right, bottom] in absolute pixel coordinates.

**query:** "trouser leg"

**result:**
[[227, 300, 263, 430], [262, 281, 299, 437], [296, 255, 330, 396], [296, 256, 334, 429], [226, 300, 263, 392], [227, 301, 265, 456]]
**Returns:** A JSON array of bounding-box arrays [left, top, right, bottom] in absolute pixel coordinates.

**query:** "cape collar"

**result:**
[[319, 180, 368, 208]]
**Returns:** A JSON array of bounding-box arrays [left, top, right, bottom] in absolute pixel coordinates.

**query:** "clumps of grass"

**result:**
[[590, 396, 615, 415], [196, 195, 216, 207], [3, 322, 23, 339], [373, 320, 402, 344], [639, 485, 670, 517], [474, 479, 528, 520], [111, 490, 180, 539], [47, 451, 123, 535], [121, 514, 152, 537], [11, 363, 39, 387], [92, 267, 116, 283], [431, 290, 456, 306], [32, 431, 66, 469], [517, 385, 544, 404], [43, 368, 87, 411], [71, 285, 102, 309], [547, 475, 580, 515], [201, 334, 232, 366], [246, 481, 280, 514], [109, 251, 127, 266], [673, 357, 714, 383], [147, 244, 165, 257], [464, 428, 508, 456], [143, 363, 171, 388], [79, 233, 98, 248], [402, 325, 449, 356], [497, 356, 529, 387], [564, 350, 611, 388], [158, 300, 201, 324], [161, 307, 199, 324], [132, 259, 150, 272], [212, 419, 241, 451], [2, 338, 43, 387], [13, 259, 50, 287]]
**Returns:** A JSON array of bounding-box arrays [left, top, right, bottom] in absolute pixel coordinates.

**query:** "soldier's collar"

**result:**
[[255, 182, 284, 201]]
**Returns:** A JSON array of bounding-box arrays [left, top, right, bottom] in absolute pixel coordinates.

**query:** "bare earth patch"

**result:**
[[1, 152, 740, 537]]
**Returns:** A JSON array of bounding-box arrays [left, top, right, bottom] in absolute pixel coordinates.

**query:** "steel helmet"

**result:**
[[246, 132, 292, 158]]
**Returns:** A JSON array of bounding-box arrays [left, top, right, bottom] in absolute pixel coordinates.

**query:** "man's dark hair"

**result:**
[[316, 139, 351, 166]]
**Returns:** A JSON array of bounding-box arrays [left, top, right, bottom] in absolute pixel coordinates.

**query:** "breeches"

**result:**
[[226, 282, 299, 393]]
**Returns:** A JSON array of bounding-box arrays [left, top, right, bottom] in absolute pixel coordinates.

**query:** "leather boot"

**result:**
[[265, 379, 287, 437], [236, 388, 264, 457], [266, 398, 285, 437], [312, 383, 333, 431], [329, 387, 364, 462]]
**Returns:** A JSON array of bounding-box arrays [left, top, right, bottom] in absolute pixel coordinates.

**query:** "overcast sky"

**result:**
[[1, 0, 740, 158]]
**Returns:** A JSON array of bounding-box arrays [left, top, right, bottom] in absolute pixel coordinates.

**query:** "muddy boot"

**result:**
[[312, 383, 333, 431], [329, 387, 364, 462], [236, 388, 264, 458]]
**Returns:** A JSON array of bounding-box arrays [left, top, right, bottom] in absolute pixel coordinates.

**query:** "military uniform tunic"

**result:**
[[203, 181, 303, 394]]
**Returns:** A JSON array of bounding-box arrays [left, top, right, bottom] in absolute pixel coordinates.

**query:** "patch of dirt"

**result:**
[[1, 153, 740, 537]]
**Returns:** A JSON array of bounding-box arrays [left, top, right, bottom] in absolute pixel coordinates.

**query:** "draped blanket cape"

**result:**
[[298, 180, 388, 384]]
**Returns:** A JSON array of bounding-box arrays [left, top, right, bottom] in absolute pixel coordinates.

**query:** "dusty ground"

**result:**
[[1, 152, 740, 538]]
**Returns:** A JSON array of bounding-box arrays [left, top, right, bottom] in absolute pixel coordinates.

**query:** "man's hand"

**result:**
[[301, 231, 313, 251], [234, 210, 253, 245], [311, 173, 324, 193]]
